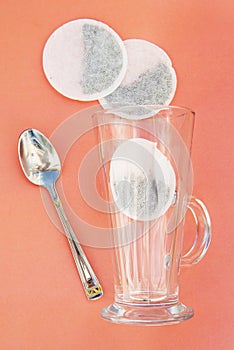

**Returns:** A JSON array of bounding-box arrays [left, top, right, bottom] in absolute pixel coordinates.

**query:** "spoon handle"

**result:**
[[47, 184, 103, 300]]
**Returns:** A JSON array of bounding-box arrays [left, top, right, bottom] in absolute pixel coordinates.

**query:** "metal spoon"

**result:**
[[18, 128, 103, 300]]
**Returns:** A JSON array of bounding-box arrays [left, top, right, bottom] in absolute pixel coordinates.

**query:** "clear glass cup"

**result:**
[[94, 105, 211, 325]]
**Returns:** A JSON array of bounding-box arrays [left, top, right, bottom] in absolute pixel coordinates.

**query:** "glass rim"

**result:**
[[93, 104, 195, 121]]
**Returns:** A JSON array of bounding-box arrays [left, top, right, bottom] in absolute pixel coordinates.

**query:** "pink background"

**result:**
[[0, 0, 233, 349]]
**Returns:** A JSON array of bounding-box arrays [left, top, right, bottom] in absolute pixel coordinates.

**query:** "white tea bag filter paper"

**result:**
[[42, 19, 128, 101], [99, 39, 177, 118], [110, 138, 176, 221]]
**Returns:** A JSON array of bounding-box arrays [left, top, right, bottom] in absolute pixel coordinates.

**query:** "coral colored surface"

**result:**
[[0, 1, 233, 349]]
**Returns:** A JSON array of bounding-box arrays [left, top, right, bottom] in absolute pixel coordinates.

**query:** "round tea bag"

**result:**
[[42, 19, 128, 101], [99, 39, 177, 118], [110, 138, 176, 221]]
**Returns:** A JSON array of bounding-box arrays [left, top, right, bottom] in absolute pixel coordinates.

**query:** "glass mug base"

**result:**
[[101, 302, 194, 326]]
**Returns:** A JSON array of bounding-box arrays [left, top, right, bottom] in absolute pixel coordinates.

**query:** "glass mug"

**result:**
[[94, 106, 211, 325]]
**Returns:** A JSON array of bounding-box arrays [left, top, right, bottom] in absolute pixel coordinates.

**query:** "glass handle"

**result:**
[[181, 197, 212, 267]]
